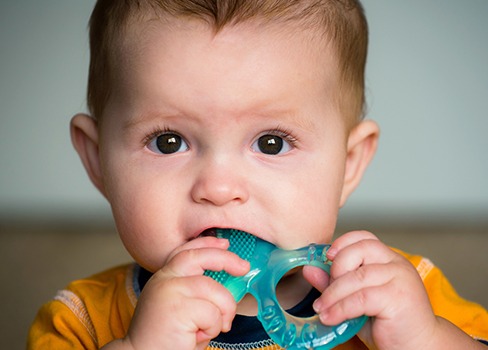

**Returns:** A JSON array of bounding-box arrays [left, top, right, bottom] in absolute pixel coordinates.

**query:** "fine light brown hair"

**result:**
[[87, 0, 368, 125]]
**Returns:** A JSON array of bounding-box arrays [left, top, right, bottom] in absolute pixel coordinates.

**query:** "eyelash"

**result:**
[[142, 126, 299, 148], [142, 126, 177, 146], [264, 127, 299, 147]]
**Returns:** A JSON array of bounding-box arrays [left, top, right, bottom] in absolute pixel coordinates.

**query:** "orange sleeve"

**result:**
[[423, 263, 488, 342], [27, 299, 98, 349], [27, 264, 136, 349], [396, 249, 488, 343]]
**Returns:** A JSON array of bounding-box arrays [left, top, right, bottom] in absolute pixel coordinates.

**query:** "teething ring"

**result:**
[[204, 229, 368, 350]]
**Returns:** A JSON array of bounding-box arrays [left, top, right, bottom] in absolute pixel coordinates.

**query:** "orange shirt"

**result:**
[[28, 250, 488, 349]]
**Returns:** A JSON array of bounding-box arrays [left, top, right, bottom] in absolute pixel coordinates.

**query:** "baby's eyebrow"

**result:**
[[122, 112, 183, 130], [252, 108, 317, 132], [121, 106, 318, 133]]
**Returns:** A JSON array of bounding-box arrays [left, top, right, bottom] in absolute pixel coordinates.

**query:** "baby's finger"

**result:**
[[317, 284, 389, 326], [164, 246, 250, 278], [328, 230, 379, 259], [302, 265, 331, 292], [315, 260, 424, 325], [134, 274, 239, 346], [330, 238, 398, 279], [186, 297, 225, 343], [316, 263, 394, 314], [166, 236, 230, 263], [179, 276, 239, 332]]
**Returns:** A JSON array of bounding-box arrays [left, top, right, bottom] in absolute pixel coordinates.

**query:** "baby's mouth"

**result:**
[[198, 228, 218, 238]]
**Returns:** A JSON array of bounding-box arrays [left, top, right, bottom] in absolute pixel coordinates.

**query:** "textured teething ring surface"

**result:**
[[204, 229, 368, 349]]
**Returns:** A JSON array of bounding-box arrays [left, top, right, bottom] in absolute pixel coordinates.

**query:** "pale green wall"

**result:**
[[1, 1, 487, 222]]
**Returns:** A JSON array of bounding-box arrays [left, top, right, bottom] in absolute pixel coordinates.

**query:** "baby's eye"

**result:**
[[147, 133, 189, 154], [251, 134, 293, 155]]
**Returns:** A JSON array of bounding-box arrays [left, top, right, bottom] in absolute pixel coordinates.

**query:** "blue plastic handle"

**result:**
[[204, 229, 368, 349]]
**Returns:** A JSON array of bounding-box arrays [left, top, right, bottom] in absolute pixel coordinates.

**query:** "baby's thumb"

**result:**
[[302, 265, 331, 292]]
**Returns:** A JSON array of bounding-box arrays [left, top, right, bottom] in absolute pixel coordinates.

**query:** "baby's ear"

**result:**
[[340, 119, 379, 207], [70, 114, 106, 197]]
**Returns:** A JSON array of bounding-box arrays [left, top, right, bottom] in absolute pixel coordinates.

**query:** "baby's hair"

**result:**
[[87, 0, 368, 125]]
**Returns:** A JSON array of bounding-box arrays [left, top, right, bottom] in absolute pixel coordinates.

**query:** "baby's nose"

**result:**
[[190, 159, 249, 206]]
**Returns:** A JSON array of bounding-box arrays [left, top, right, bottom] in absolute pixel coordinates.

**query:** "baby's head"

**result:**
[[87, 0, 368, 127], [72, 0, 378, 272]]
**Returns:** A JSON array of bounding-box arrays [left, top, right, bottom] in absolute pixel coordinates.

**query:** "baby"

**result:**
[[28, 1, 488, 349]]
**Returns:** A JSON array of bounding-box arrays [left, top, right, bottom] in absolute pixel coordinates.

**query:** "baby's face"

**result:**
[[98, 19, 351, 272]]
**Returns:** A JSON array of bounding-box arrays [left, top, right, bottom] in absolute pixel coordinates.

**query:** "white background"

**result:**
[[1, 1, 487, 224]]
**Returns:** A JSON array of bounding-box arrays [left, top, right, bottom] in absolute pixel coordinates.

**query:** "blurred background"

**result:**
[[1, 1, 487, 348]]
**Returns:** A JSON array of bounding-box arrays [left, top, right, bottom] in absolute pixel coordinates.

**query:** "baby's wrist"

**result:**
[[424, 316, 484, 350]]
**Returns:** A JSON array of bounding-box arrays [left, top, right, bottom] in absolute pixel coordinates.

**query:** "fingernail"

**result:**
[[313, 299, 323, 313], [218, 238, 230, 247], [240, 259, 251, 270], [318, 310, 329, 324], [326, 247, 338, 259]]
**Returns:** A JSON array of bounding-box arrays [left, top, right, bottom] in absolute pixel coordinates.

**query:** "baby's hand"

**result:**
[[103, 236, 250, 350], [311, 231, 437, 350]]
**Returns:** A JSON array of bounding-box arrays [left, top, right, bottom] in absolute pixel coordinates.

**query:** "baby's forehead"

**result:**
[[116, 16, 339, 90], [106, 17, 344, 129], [118, 14, 337, 67], [88, 1, 367, 124]]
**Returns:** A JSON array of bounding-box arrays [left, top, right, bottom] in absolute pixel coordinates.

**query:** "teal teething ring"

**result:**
[[204, 229, 368, 349]]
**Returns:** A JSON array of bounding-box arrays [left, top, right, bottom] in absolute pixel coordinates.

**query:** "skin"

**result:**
[[71, 17, 485, 350]]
